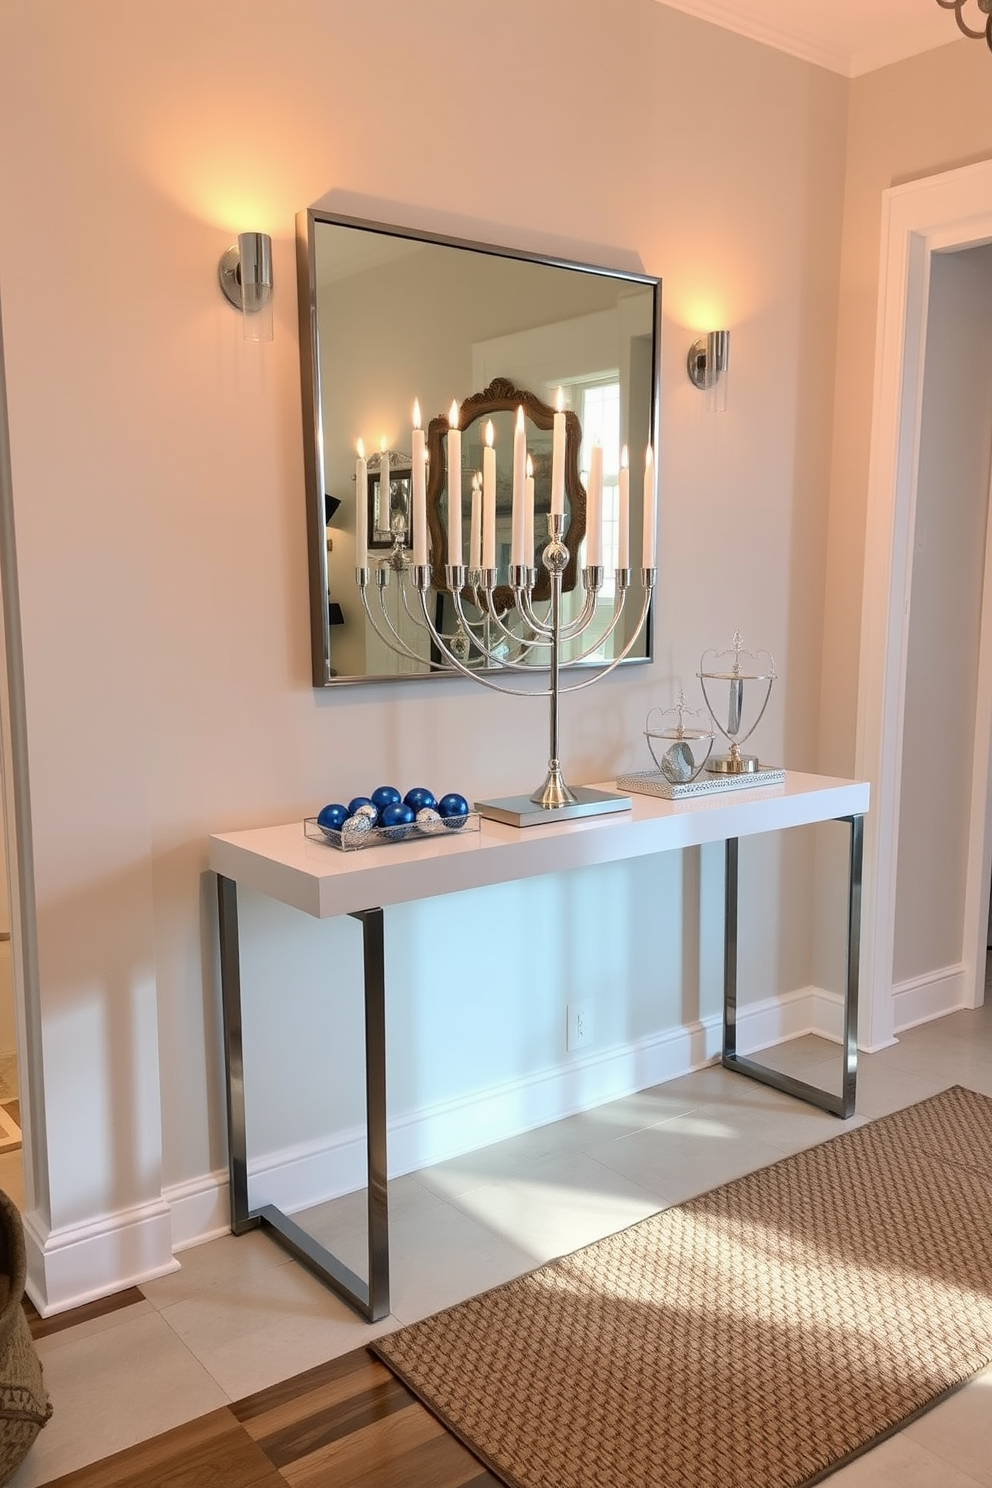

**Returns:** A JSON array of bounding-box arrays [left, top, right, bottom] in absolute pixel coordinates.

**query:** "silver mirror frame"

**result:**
[[296, 208, 661, 687]]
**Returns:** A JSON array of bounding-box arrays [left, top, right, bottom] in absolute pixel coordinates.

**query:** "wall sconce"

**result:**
[[218, 232, 273, 342], [687, 330, 730, 412]]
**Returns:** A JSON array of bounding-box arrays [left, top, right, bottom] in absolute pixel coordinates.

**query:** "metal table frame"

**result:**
[[215, 805, 865, 1324]]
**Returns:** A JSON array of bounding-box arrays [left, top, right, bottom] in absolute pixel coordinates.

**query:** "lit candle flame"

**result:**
[[516, 405, 525, 431], [380, 434, 387, 453], [449, 400, 459, 429], [485, 419, 494, 447], [556, 386, 564, 413], [357, 437, 365, 458], [621, 444, 629, 469], [413, 399, 421, 430], [526, 453, 533, 476]]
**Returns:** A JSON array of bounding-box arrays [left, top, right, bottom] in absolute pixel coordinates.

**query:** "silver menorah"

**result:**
[[356, 485, 656, 828]]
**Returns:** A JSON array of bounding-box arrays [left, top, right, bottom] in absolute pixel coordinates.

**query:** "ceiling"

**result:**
[[657, 0, 968, 77]]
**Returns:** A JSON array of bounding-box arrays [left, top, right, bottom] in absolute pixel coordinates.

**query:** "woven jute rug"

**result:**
[[372, 1085, 992, 1488]]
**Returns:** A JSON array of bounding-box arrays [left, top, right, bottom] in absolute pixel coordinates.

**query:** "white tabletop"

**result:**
[[208, 772, 869, 920]]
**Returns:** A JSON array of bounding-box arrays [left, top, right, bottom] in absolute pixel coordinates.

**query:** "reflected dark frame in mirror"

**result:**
[[369, 466, 412, 550]]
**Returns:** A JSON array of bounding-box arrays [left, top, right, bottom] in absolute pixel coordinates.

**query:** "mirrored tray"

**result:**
[[304, 813, 481, 852]]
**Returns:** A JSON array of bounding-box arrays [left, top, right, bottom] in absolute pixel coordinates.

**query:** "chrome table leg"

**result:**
[[216, 876, 390, 1321], [721, 814, 863, 1119]]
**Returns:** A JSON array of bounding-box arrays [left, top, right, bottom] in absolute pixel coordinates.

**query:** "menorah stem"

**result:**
[[530, 525, 578, 808]]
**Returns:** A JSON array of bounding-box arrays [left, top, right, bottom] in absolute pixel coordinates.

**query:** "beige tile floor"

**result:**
[[5, 997, 992, 1486]]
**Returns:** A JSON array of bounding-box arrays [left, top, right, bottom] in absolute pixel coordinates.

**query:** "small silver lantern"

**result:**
[[698, 630, 776, 775]]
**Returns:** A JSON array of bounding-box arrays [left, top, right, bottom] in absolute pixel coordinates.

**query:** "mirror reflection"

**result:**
[[297, 209, 661, 684]]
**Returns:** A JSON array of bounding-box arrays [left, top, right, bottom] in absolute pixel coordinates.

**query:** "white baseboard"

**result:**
[[22, 1197, 180, 1317], [23, 986, 843, 1305], [162, 1169, 231, 1252], [739, 984, 844, 1053], [892, 963, 969, 1033], [248, 987, 839, 1219]]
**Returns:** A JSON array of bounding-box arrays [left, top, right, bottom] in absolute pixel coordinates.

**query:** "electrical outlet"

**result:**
[[566, 1001, 592, 1052]]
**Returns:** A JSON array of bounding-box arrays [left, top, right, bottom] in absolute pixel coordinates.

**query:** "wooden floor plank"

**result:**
[[234, 1347, 394, 1436], [32, 1343, 506, 1488], [24, 1286, 145, 1340], [250, 1369, 413, 1467], [39, 1406, 279, 1488], [277, 1398, 497, 1488]]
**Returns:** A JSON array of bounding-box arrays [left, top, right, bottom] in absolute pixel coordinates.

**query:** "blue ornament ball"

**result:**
[[438, 792, 470, 829], [348, 796, 376, 820], [379, 801, 415, 839], [404, 786, 437, 813], [316, 803, 348, 836], [371, 785, 402, 813]]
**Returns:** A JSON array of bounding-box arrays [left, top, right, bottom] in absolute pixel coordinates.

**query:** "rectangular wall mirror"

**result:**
[[297, 208, 661, 686]]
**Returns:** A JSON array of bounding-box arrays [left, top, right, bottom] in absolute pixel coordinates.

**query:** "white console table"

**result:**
[[209, 771, 867, 1322]]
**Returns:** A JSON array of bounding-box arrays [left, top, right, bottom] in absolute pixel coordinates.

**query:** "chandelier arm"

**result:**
[[951, 0, 989, 40], [556, 587, 602, 642], [357, 574, 438, 669], [420, 583, 551, 695], [557, 579, 655, 692], [513, 576, 598, 642], [474, 579, 552, 654], [397, 578, 519, 655], [557, 583, 632, 664], [513, 587, 555, 639], [450, 588, 552, 673]]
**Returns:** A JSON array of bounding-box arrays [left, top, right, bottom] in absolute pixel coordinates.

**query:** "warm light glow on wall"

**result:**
[[676, 297, 730, 334], [124, 103, 315, 233]]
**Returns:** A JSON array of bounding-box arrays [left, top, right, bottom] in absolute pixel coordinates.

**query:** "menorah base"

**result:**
[[475, 787, 632, 829]]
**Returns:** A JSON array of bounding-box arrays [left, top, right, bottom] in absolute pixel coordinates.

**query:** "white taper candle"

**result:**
[[550, 386, 566, 517], [586, 442, 603, 567], [642, 444, 656, 567], [447, 401, 462, 566], [470, 472, 481, 569], [355, 438, 368, 566], [411, 401, 427, 566], [524, 454, 535, 568], [482, 420, 496, 570], [511, 405, 527, 566], [618, 445, 630, 569]]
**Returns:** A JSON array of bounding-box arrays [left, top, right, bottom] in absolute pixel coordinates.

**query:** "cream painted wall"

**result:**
[[820, 41, 992, 779], [0, 0, 849, 1302], [812, 40, 992, 1011]]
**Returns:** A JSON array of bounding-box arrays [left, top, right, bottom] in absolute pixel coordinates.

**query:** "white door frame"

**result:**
[[857, 158, 992, 1052]]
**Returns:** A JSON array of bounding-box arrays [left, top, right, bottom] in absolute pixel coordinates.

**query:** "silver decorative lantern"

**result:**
[[698, 631, 776, 775]]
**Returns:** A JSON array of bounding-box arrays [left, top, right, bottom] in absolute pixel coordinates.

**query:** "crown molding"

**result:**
[[656, 0, 965, 78]]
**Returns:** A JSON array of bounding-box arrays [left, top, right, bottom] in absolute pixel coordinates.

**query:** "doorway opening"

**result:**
[[857, 159, 992, 1052]]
